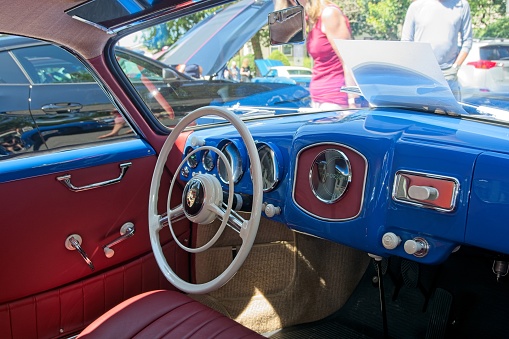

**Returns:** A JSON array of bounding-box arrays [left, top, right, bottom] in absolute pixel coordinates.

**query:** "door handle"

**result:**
[[41, 102, 83, 113], [57, 162, 132, 192]]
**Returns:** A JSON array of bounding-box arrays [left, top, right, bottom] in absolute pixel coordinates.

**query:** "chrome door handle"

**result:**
[[41, 102, 83, 113], [57, 162, 131, 192]]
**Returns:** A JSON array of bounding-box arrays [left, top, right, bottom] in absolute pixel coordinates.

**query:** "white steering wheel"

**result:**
[[149, 106, 263, 294]]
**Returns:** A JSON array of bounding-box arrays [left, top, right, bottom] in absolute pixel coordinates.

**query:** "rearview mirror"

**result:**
[[268, 5, 306, 46]]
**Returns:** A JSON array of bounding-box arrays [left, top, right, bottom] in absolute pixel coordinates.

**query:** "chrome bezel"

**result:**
[[392, 170, 460, 212], [185, 146, 198, 169], [257, 142, 281, 192], [309, 148, 352, 204], [292, 142, 368, 221], [201, 150, 215, 171], [217, 141, 243, 184]]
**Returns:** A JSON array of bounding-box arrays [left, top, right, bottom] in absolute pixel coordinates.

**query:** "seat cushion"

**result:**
[[77, 290, 263, 338]]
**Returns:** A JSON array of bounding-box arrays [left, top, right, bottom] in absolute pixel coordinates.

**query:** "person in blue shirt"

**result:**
[[401, 0, 473, 100]]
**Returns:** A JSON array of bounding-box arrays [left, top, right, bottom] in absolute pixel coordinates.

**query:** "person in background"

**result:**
[[240, 58, 252, 82], [229, 60, 240, 81], [278, 0, 358, 109], [98, 110, 126, 139], [176, 63, 203, 79], [401, 0, 473, 100]]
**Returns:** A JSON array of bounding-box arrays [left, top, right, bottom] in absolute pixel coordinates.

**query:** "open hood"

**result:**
[[158, 0, 273, 76], [336, 40, 466, 115], [255, 59, 283, 76]]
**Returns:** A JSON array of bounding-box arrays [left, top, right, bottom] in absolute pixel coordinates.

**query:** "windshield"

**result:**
[[115, 0, 509, 128]]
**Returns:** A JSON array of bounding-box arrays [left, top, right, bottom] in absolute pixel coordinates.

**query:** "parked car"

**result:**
[[2, 0, 509, 339], [253, 65, 312, 87], [458, 39, 509, 97]]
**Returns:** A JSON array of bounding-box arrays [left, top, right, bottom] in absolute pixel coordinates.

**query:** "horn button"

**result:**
[[182, 174, 223, 224]]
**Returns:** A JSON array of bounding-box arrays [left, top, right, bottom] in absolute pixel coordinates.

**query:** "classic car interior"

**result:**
[[1, 0, 509, 338]]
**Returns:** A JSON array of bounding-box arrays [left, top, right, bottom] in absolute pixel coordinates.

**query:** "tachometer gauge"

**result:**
[[185, 146, 198, 168], [309, 149, 351, 203], [218, 141, 243, 184], [257, 143, 280, 192], [202, 150, 215, 171]]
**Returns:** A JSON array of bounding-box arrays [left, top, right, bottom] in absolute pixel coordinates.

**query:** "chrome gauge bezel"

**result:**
[[217, 141, 244, 184], [185, 146, 198, 168], [257, 142, 282, 192], [201, 150, 215, 171], [309, 148, 352, 204]]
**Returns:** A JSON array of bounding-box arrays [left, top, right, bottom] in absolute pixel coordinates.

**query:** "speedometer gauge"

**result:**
[[309, 149, 351, 203], [257, 143, 280, 192], [218, 141, 243, 184], [202, 150, 215, 171]]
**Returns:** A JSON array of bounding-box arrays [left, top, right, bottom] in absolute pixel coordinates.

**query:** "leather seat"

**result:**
[[77, 290, 263, 338]]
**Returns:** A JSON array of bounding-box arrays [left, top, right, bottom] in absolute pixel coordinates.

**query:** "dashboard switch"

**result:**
[[408, 185, 439, 201], [382, 232, 401, 250], [264, 204, 281, 218], [404, 237, 429, 257]]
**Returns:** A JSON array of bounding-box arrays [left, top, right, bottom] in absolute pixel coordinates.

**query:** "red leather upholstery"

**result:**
[[77, 290, 263, 338]]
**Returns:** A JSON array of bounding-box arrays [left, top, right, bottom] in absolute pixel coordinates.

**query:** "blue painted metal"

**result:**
[[0, 138, 155, 184], [181, 107, 509, 264]]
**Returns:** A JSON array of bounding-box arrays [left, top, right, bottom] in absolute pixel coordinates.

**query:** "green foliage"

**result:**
[[477, 17, 509, 39], [342, 0, 507, 40], [469, 0, 506, 29], [303, 57, 313, 69], [268, 50, 290, 66]]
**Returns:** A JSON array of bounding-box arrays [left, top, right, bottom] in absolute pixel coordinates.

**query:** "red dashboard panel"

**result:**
[[293, 143, 367, 220]]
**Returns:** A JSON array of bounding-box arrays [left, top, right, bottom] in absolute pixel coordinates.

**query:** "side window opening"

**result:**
[[0, 34, 135, 160]]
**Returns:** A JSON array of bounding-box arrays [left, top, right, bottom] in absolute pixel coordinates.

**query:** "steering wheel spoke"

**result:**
[[148, 106, 262, 294], [169, 204, 186, 223], [212, 203, 248, 235]]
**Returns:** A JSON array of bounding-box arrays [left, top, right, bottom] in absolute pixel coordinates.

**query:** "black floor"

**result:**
[[271, 246, 509, 339]]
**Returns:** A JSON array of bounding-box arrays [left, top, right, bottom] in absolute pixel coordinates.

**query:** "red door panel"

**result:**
[[0, 139, 190, 338]]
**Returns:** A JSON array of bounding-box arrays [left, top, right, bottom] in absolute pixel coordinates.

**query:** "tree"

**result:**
[[477, 17, 509, 38], [468, 0, 506, 31]]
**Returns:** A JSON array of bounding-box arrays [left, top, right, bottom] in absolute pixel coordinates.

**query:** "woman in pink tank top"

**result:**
[[303, 0, 357, 109]]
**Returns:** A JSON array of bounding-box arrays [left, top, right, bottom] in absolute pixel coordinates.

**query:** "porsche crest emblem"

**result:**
[[186, 187, 198, 207]]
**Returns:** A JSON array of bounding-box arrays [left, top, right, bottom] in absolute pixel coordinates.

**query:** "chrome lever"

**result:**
[[103, 222, 135, 258], [65, 234, 95, 271]]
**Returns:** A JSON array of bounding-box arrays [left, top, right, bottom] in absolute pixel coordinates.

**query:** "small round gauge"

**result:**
[[217, 142, 243, 184], [309, 149, 351, 204], [202, 150, 215, 171], [257, 143, 279, 192], [185, 146, 198, 168]]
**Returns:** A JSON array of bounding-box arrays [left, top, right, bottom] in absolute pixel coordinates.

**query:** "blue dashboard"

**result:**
[[179, 108, 509, 264]]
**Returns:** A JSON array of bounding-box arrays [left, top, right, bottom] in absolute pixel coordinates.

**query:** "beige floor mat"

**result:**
[[191, 217, 370, 334]]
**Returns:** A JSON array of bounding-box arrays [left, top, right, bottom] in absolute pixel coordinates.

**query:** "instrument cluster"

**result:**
[[181, 139, 283, 193]]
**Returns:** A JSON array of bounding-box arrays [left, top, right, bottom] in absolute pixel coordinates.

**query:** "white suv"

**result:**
[[458, 40, 509, 97]]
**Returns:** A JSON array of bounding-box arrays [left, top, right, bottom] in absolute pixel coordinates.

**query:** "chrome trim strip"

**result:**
[[292, 142, 368, 222], [391, 170, 460, 212]]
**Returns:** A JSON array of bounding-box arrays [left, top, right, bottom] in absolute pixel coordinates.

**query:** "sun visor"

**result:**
[[65, 0, 195, 34]]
